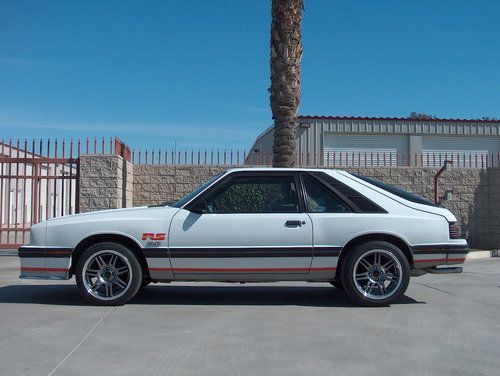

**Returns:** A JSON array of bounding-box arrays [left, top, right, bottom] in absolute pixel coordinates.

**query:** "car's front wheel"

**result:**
[[340, 241, 410, 307], [75, 242, 142, 306]]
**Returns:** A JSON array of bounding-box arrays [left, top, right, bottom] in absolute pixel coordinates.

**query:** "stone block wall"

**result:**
[[79, 154, 133, 212], [342, 167, 491, 248], [133, 165, 227, 207], [132, 165, 499, 248], [118, 158, 134, 208], [79, 157, 500, 249]]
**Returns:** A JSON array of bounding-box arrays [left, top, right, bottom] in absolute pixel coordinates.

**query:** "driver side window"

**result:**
[[201, 175, 300, 214]]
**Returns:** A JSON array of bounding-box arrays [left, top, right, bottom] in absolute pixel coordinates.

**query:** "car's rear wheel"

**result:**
[[75, 242, 142, 306], [340, 241, 410, 307]]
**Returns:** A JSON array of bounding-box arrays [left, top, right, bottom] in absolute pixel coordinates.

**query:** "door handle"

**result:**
[[285, 220, 303, 227]]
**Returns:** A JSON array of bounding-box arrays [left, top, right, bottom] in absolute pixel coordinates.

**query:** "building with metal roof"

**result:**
[[246, 115, 500, 167]]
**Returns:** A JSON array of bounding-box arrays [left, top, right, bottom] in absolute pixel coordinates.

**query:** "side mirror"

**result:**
[[190, 201, 208, 214]]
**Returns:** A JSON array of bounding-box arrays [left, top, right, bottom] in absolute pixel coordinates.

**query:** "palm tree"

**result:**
[[270, 0, 304, 167]]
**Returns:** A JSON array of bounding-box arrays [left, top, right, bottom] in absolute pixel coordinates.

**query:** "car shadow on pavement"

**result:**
[[0, 284, 424, 307]]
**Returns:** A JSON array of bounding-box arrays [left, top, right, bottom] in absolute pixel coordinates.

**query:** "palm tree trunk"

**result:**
[[270, 0, 303, 167]]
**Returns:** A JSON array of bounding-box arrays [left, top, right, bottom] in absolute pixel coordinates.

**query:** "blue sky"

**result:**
[[1, 0, 499, 151]]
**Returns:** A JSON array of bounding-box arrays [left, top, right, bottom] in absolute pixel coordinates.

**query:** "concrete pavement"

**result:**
[[0, 256, 499, 376]]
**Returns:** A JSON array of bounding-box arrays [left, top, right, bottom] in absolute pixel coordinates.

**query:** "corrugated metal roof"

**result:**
[[298, 115, 500, 124]]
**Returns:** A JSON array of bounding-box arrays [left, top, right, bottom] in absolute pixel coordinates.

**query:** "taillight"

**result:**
[[449, 223, 460, 239]]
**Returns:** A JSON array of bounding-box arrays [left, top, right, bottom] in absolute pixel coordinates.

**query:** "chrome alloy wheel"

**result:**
[[352, 249, 402, 300], [82, 250, 132, 301]]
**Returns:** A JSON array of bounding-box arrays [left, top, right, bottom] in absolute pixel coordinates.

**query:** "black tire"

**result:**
[[75, 242, 143, 306], [340, 241, 410, 307], [330, 279, 344, 291]]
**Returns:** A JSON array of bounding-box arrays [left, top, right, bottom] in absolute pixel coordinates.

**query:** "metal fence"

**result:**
[[133, 148, 500, 169], [0, 137, 130, 248], [0, 140, 80, 248], [2, 137, 500, 248], [319, 151, 500, 168], [132, 148, 248, 166]]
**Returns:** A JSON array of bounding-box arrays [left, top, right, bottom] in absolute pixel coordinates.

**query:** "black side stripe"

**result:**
[[314, 247, 341, 257], [146, 247, 312, 258], [143, 247, 341, 258], [143, 248, 170, 258], [18, 247, 72, 258], [412, 244, 469, 255]]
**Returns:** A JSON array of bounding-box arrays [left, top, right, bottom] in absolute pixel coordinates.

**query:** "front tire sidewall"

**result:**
[[341, 241, 410, 307], [76, 242, 142, 306]]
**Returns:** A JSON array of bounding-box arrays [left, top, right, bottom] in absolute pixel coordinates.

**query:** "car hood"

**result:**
[[42, 205, 181, 248], [46, 205, 175, 223]]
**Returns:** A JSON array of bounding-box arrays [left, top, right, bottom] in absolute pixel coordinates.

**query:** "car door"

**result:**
[[300, 172, 355, 280], [167, 172, 313, 281], [301, 171, 390, 280]]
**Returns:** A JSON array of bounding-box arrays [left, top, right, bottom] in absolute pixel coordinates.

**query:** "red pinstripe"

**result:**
[[20, 267, 68, 272], [414, 257, 466, 263], [414, 258, 447, 263]]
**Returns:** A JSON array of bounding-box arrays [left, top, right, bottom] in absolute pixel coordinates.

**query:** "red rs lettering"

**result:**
[[142, 233, 166, 241]]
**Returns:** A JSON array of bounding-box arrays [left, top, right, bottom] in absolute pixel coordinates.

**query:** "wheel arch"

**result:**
[[335, 233, 414, 278], [70, 234, 150, 278]]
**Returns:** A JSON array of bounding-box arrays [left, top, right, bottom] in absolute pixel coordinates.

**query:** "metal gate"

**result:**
[[0, 140, 80, 249]]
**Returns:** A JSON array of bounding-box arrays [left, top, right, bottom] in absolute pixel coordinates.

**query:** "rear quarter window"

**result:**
[[352, 174, 436, 207], [311, 172, 387, 213]]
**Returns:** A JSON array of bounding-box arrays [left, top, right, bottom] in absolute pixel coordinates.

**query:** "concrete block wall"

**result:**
[[133, 165, 227, 207], [342, 167, 492, 248], [484, 169, 500, 247], [132, 165, 499, 248], [80, 156, 500, 249], [118, 158, 134, 208], [79, 154, 133, 212]]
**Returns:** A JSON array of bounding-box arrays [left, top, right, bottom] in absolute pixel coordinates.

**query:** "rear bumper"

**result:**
[[18, 246, 72, 280], [412, 243, 469, 268]]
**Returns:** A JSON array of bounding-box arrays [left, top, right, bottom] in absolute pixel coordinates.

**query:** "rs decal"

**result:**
[[142, 233, 166, 241]]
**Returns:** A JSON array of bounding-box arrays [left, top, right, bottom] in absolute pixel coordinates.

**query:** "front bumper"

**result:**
[[18, 246, 72, 280]]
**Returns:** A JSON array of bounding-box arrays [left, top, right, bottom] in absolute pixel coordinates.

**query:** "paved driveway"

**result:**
[[0, 255, 499, 376]]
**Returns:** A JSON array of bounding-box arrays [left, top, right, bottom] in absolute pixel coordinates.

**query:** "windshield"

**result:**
[[352, 173, 436, 207], [171, 172, 225, 208]]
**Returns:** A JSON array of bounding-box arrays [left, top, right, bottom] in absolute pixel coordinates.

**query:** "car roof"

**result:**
[[226, 167, 341, 173]]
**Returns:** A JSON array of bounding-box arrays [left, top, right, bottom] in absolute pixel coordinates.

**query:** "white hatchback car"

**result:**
[[18, 168, 468, 306]]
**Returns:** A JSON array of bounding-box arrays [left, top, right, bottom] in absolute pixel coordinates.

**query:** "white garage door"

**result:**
[[323, 134, 408, 166], [422, 136, 500, 167]]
